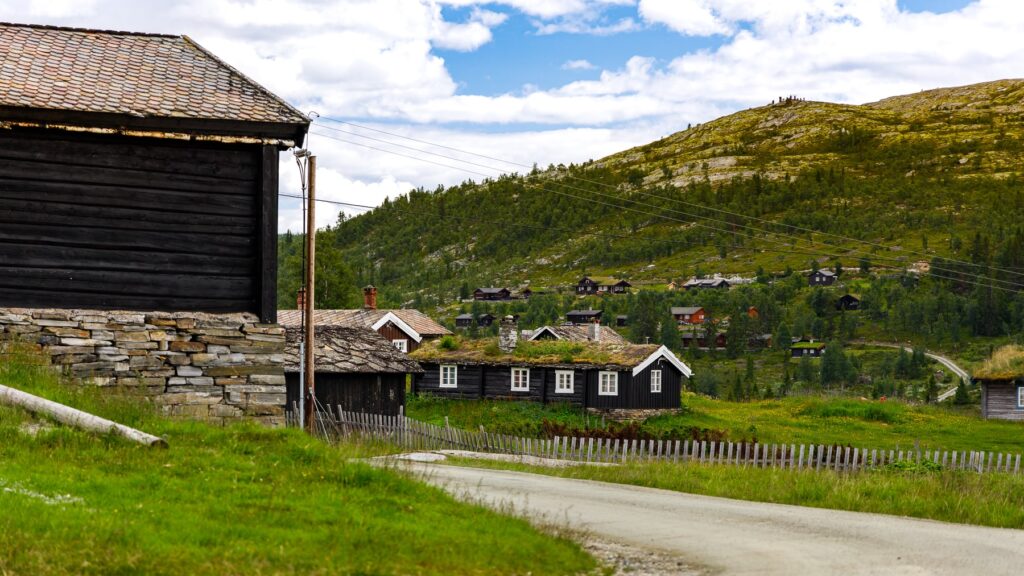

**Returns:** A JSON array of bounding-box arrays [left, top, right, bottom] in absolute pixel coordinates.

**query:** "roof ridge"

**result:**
[[181, 35, 309, 125], [0, 21, 179, 38]]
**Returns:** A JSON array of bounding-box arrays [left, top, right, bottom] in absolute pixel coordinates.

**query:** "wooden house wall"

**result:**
[[286, 372, 406, 416], [376, 322, 420, 352], [981, 381, 1024, 421], [629, 362, 683, 409], [414, 363, 484, 399], [0, 129, 279, 321]]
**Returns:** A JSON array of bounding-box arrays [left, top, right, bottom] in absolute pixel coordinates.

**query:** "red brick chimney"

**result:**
[[296, 288, 306, 311], [363, 285, 378, 310]]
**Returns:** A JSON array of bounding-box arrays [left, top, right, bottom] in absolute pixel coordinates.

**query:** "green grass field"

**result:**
[[408, 392, 1024, 453], [0, 350, 596, 576], [444, 457, 1024, 529]]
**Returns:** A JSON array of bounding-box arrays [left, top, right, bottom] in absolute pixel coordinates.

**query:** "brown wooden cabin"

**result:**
[[683, 278, 730, 290], [0, 23, 309, 322], [473, 287, 511, 301], [455, 313, 474, 328], [672, 306, 706, 325], [477, 313, 496, 327], [974, 346, 1024, 421], [284, 326, 422, 416], [611, 280, 632, 294], [411, 338, 691, 410], [278, 288, 451, 354]]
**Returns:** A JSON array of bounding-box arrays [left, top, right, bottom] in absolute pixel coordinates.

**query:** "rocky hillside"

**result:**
[[281, 79, 1024, 308]]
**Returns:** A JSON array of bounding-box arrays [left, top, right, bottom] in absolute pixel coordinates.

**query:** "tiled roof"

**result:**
[[283, 326, 422, 374], [0, 22, 308, 126], [277, 309, 452, 337]]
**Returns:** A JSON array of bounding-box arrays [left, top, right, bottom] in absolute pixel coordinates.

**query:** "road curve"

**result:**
[[405, 462, 1024, 576], [853, 341, 970, 402]]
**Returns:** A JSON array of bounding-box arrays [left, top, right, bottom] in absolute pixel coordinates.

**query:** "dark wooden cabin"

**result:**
[[284, 326, 423, 416], [0, 23, 309, 323], [473, 287, 511, 301], [576, 276, 600, 295], [615, 315, 628, 327], [566, 309, 602, 325], [477, 313, 496, 327], [791, 340, 826, 358], [412, 338, 691, 410], [455, 313, 474, 328], [611, 280, 632, 294], [973, 346, 1024, 421], [836, 294, 860, 311], [808, 270, 837, 286], [683, 278, 730, 290]]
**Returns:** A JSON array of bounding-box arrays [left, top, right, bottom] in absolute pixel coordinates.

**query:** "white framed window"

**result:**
[[651, 370, 662, 393], [555, 370, 574, 394], [511, 367, 530, 391], [599, 371, 618, 396], [1018, 385, 1024, 409], [440, 365, 457, 388], [392, 339, 408, 353]]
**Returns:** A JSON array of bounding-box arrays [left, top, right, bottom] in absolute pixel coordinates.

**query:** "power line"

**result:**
[[308, 127, 1024, 291], [317, 115, 1024, 282]]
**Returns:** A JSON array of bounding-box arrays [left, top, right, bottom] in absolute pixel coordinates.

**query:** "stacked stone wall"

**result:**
[[0, 308, 285, 426]]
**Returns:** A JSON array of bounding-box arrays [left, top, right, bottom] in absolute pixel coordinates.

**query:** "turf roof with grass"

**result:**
[[410, 336, 659, 369]]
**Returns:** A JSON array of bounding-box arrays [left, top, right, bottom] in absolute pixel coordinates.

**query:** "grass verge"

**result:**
[[0, 348, 596, 575], [442, 457, 1024, 529]]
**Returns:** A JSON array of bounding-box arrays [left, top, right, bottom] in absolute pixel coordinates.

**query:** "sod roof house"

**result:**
[[412, 323, 691, 412], [973, 345, 1024, 421], [0, 23, 310, 425]]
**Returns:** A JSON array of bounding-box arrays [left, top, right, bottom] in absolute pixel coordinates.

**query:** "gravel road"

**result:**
[[403, 462, 1024, 575]]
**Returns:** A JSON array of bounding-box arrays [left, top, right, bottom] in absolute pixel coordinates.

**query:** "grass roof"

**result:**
[[410, 336, 657, 369], [791, 341, 827, 349], [973, 345, 1024, 381]]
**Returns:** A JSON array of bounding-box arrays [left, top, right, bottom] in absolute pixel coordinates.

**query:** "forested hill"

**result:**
[[278, 79, 1024, 309]]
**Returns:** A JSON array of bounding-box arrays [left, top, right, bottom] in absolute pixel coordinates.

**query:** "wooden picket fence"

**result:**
[[290, 406, 1022, 475]]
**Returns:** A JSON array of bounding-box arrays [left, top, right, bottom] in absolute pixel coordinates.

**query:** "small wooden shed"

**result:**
[[283, 326, 423, 416], [974, 346, 1024, 421]]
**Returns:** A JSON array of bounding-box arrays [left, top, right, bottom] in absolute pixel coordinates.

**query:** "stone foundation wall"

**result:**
[[0, 308, 286, 426], [586, 407, 683, 421]]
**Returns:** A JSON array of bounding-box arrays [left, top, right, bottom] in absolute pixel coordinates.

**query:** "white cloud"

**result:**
[[562, 58, 596, 70], [5, 0, 1024, 233]]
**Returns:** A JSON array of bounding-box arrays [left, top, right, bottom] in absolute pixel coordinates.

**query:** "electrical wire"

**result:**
[[316, 116, 1024, 282], [307, 127, 1024, 292]]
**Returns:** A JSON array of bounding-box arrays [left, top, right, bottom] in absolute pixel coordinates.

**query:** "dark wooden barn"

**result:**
[[973, 346, 1024, 421], [284, 326, 422, 416], [411, 336, 691, 411], [0, 23, 309, 323]]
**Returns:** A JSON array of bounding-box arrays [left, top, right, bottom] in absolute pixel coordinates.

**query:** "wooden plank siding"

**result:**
[[286, 372, 405, 416], [981, 381, 1024, 421], [376, 322, 420, 352], [0, 129, 278, 320]]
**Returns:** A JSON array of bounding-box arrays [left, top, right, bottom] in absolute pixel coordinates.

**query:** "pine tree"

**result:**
[[925, 373, 939, 403], [954, 379, 970, 405]]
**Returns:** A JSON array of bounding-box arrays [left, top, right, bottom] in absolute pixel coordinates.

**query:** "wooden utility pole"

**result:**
[[304, 155, 317, 433]]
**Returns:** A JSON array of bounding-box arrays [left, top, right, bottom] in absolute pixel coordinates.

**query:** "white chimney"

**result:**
[[499, 316, 518, 353], [589, 318, 601, 342]]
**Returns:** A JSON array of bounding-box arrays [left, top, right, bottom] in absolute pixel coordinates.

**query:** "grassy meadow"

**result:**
[[0, 349, 596, 576], [408, 392, 1023, 453]]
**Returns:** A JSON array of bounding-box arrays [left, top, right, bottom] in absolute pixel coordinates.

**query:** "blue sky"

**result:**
[[0, 0, 1014, 231]]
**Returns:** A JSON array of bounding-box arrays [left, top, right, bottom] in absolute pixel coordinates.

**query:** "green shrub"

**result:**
[[798, 399, 905, 424]]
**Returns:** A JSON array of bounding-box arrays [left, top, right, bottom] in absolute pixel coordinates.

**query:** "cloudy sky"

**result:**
[[2, 0, 1022, 231]]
